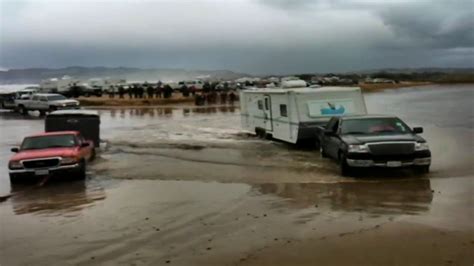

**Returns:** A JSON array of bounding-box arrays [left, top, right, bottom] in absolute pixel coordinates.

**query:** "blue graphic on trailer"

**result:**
[[320, 102, 346, 115]]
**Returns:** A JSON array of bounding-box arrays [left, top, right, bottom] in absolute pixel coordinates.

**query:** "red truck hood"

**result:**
[[11, 147, 78, 161]]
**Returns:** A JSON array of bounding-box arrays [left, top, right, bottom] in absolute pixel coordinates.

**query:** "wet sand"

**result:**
[[0, 84, 473, 265]]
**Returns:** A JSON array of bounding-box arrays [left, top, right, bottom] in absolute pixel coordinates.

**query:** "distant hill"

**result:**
[[0, 67, 249, 84], [350, 67, 474, 75]]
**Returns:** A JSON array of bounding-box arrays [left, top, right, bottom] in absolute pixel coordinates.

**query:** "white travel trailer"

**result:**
[[240, 87, 367, 144], [40, 77, 79, 93], [88, 78, 126, 91]]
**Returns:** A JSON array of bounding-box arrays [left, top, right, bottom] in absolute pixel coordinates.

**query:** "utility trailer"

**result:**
[[240, 87, 367, 144], [45, 110, 101, 148]]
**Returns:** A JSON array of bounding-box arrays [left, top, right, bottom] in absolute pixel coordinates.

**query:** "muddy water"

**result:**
[[0, 84, 473, 265]]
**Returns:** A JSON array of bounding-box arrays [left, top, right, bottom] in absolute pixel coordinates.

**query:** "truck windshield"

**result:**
[[341, 118, 411, 135], [21, 135, 77, 150], [47, 95, 67, 101]]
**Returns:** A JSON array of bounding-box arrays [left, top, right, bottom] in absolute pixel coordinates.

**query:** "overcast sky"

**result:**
[[1, 0, 473, 74]]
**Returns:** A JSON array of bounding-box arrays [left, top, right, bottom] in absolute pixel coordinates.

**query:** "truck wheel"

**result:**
[[90, 149, 96, 161], [9, 174, 21, 184], [19, 105, 28, 115], [320, 146, 328, 158], [75, 161, 87, 180], [314, 139, 321, 150], [414, 165, 430, 174], [339, 153, 353, 177]]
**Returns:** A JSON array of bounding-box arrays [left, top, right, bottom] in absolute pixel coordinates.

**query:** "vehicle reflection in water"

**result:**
[[9, 180, 106, 216], [254, 178, 433, 215], [101, 106, 237, 119]]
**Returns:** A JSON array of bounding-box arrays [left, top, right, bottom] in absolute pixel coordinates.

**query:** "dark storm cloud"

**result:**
[[375, 1, 474, 49], [1, 0, 473, 74]]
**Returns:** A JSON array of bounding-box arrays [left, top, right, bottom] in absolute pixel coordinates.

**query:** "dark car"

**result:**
[[319, 115, 431, 176]]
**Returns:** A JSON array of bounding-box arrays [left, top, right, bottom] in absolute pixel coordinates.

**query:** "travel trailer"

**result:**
[[40, 76, 80, 94], [240, 87, 367, 144]]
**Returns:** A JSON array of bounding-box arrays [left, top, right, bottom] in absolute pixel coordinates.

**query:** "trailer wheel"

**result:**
[[255, 128, 266, 138]]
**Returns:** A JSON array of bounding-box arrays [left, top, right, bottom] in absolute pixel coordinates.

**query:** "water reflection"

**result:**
[[254, 179, 433, 215], [101, 106, 237, 119], [10, 181, 106, 216]]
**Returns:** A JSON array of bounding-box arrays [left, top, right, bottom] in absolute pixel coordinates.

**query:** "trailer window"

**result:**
[[258, 100, 263, 110], [280, 104, 287, 117]]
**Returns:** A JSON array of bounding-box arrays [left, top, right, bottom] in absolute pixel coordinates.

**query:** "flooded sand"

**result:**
[[0, 84, 473, 265]]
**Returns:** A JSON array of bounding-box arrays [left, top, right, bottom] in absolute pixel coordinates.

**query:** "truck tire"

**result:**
[[320, 146, 328, 158], [9, 174, 21, 184], [414, 165, 430, 174], [75, 161, 87, 180], [90, 149, 96, 161], [49, 106, 57, 112], [19, 105, 28, 115], [339, 153, 353, 177]]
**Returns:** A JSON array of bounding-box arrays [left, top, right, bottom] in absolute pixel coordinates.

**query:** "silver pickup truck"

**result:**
[[17, 93, 80, 115]]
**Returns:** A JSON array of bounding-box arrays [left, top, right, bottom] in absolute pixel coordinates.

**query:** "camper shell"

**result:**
[[240, 87, 367, 144], [45, 110, 101, 147]]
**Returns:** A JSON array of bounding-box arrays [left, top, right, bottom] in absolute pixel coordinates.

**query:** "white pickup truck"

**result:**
[[17, 93, 80, 115], [1, 88, 39, 110]]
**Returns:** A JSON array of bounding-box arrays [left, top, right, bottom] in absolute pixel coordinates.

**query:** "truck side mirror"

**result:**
[[413, 127, 423, 134], [11, 147, 19, 153]]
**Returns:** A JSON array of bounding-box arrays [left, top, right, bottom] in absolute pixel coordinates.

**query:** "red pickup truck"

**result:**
[[8, 131, 95, 183]]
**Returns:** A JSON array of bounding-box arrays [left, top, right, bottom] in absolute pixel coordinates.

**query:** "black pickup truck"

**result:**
[[318, 115, 431, 176]]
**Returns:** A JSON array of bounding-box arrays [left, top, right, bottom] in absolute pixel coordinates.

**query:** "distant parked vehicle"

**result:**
[[318, 115, 431, 176], [0, 87, 39, 110], [17, 93, 80, 115], [8, 131, 95, 183]]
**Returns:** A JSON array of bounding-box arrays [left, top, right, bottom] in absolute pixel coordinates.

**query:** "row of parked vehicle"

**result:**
[[1, 88, 80, 115], [240, 85, 431, 176]]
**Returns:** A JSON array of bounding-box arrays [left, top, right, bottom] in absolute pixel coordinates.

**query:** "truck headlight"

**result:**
[[9, 161, 23, 169], [415, 142, 429, 151], [61, 157, 77, 165], [348, 144, 369, 153]]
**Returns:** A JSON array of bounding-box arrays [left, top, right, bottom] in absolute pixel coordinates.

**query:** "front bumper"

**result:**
[[346, 150, 431, 168], [9, 163, 80, 176]]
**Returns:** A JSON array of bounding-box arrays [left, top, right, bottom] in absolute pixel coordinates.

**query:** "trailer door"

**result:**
[[263, 95, 273, 131]]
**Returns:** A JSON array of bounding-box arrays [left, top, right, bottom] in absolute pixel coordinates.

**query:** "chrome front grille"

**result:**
[[368, 142, 415, 155]]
